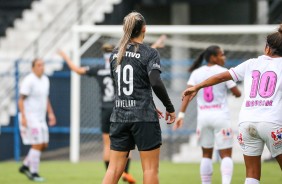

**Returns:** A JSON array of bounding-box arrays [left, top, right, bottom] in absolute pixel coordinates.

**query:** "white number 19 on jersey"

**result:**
[[116, 65, 134, 96]]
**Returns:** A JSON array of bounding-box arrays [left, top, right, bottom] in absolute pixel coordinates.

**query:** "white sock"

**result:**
[[23, 149, 32, 166], [200, 158, 213, 184], [29, 149, 41, 174], [220, 157, 233, 184], [244, 178, 260, 184]]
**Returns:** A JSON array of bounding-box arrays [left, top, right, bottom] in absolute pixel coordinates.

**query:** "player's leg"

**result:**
[[19, 122, 45, 181], [134, 122, 162, 184], [102, 129, 136, 182], [102, 133, 111, 169], [101, 109, 111, 169], [102, 108, 136, 182], [275, 154, 282, 170], [102, 150, 129, 184], [28, 123, 49, 181], [19, 147, 33, 180], [243, 155, 261, 183], [215, 125, 234, 184], [198, 124, 214, 184], [238, 122, 264, 184], [19, 119, 33, 179], [219, 148, 233, 184], [140, 148, 160, 184], [103, 131, 135, 183], [122, 153, 136, 184], [29, 143, 45, 181], [105, 122, 135, 184], [201, 148, 213, 184], [260, 122, 282, 170]]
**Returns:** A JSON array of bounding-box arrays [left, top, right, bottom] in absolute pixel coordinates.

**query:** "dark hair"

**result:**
[[31, 58, 40, 68], [266, 24, 282, 56], [116, 12, 146, 65], [189, 45, 220, 72]]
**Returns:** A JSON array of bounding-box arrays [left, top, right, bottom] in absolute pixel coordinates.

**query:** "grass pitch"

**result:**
[[0, 161, 281, 184]]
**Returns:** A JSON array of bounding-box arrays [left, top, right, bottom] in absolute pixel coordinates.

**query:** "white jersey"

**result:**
[[229, 55, 282, 125], [188, 65, 236, 118], [20, 73, 50, 123]]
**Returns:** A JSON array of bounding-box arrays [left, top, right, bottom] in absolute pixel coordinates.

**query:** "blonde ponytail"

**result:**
[[116, 12, 145, 65]]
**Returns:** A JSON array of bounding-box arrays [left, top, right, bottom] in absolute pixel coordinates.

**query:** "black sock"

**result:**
[[124, 159, 130, 173], [104, 161, 109, 170]]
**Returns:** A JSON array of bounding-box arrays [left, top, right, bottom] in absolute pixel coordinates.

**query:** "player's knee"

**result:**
[[143, 168, 159, 176]]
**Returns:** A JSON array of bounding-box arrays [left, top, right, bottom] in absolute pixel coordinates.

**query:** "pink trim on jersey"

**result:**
[[230, 68, 239, 81]]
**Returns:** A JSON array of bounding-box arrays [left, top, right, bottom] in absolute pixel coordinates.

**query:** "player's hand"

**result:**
[[173, 117, 184, 130], [156, 108, 164, 119], [182, 86, 198, 101], [165, 111, 176, 124], [57, 50, 66, 58], [151, 34, 167, 49], [48, 113, 56, 126], [21, 115, 27, 128]]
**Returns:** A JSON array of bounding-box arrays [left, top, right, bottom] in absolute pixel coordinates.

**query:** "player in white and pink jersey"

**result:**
[[183, 25, 282, 184], [174, 45, 241, 184], [18, 59, 56, 182]]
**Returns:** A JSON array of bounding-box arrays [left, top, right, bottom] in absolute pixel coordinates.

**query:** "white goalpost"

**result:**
[[70, 24, 278, 163]]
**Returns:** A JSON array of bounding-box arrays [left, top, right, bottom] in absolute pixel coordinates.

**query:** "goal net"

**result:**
[[70, 24, 277, 162]]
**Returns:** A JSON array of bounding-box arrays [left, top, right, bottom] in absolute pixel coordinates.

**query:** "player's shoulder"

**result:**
[[246, 57, 259, 64], [191, 65, 208, 74], [42, 74, 49, 81], [139, 44, 157, 55], [234, 56, 260, 69], [23, 73, 36, 82], [213, 64, 228, 72], [240, 56, 261, 65]]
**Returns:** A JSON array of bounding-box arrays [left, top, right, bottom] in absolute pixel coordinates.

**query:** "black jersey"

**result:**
[[85, 64, 114, 109], [110, 43, 162, 123]]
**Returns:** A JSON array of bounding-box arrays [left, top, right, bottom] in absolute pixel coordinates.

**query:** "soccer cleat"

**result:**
[[31, 173, 45, 182], [19, 165, 33, 180], [122, 172, 136, 184]]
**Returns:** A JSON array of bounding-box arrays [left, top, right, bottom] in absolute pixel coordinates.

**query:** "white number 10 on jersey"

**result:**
[[116, 65, 134, 96]]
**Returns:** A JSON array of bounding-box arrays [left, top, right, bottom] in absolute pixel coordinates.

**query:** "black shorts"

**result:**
[[110, 122, 162, 151], [101, 108, 112, 134]]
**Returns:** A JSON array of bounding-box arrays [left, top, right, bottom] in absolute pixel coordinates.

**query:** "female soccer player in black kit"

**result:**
[[59, 35, 166, 184], [102, 12, 175, 184], [58, 46, 137, 183]]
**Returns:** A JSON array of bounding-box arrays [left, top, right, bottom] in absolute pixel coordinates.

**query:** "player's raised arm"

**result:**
[[151, 34, 167, 49], [57, 50, 86, 75], [182, 71, 232, 100]]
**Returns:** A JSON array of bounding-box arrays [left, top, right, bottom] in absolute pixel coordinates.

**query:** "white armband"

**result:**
[[177, 112, 185, 119]]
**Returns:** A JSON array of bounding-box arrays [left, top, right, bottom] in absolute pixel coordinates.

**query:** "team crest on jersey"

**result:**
[[271, 128, 282, 149], [237, 133, 245, 149]]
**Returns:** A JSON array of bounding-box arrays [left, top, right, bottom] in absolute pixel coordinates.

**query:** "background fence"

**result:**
[[0, 25, 272, 162]]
